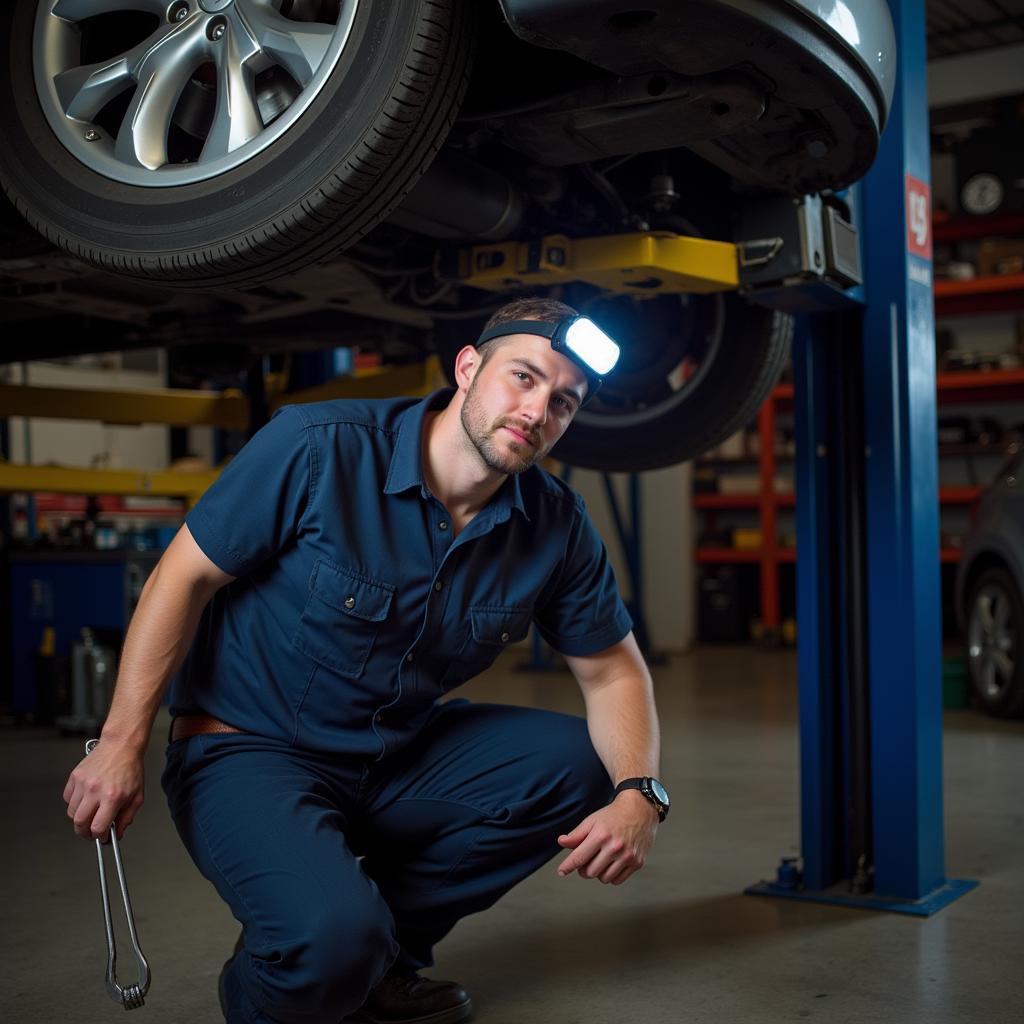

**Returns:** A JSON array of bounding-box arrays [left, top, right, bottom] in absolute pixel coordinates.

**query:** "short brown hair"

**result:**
[[481, 296, 578, 334], [476, 297, 579, 367]]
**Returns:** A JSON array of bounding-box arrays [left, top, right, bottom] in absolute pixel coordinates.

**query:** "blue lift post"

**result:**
[[748, 0, 977, 914]]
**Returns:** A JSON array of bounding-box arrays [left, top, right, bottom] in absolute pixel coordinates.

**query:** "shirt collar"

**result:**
[[383, 387, 530, 522], [383, 388, 452, 496]]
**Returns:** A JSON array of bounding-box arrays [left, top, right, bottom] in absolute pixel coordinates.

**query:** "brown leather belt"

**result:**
[[170, 714, 245, 743]]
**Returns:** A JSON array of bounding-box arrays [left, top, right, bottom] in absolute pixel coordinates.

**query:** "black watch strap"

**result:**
[[613, 776, 669, 821]]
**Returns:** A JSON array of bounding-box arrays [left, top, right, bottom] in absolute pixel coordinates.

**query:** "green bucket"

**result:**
[[942, 656, 970, 710]]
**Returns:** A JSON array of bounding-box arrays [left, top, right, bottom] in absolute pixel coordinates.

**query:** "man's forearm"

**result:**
[[580, 670, 661, 786], [64, 526, 233, 842]]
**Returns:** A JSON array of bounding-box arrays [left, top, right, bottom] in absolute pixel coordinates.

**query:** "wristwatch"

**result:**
[[614, 776, 670, 822]]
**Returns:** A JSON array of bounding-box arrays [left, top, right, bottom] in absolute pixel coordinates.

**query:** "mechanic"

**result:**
[[62, 296, 668, 1024]]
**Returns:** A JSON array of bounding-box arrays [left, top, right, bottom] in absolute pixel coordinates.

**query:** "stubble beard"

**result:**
[[460, 378, 549, 476]]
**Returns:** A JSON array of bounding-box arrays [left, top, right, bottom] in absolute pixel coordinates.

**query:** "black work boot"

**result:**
[[345, 967, 473, 1024], [218, 931, 245, 1021]]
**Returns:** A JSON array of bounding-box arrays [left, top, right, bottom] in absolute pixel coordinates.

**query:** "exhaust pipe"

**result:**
[[390, 154, 524, 241]]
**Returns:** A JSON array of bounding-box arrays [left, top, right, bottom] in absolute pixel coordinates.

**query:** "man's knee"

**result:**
[[510, 710, 612, 821], [245, 902, 398, 1022]]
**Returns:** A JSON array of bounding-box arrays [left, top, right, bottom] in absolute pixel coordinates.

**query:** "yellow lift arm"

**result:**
[[453, 231, 740, 294], [0, 362, 445, 508], [0, 464, 219, 507], [0, 383, 250, 430], [269, 357, 445, 412]]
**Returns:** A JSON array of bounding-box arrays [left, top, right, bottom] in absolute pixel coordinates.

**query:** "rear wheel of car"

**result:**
[[0, 0, 472, 287], [551, 291, 792, 472], [966, 567, 1024, 718]]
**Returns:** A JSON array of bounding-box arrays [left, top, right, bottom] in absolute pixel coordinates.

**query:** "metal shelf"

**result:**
[[934, 272, 1024, 316], [933, 211, 1024, 244], [935, 368, 1024, 403]]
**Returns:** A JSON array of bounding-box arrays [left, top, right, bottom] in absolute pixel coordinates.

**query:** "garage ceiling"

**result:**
[[928, 0, 1024, 58]]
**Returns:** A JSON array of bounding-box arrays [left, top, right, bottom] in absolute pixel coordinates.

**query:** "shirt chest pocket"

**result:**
[[438, 605, 532, 691], [292, 561, 394, 679]]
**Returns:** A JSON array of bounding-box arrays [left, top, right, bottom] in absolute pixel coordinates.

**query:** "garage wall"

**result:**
[[3, 356, 169, 469], [571, 463, 695, 654]]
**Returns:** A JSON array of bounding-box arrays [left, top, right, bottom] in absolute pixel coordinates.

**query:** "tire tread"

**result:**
[[13, 0, 474, 287]]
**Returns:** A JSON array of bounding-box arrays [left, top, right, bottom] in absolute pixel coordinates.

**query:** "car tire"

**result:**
[[966, 567, 1024, 718], [552, 293, 793, 473], [0, 0, 472, 287]]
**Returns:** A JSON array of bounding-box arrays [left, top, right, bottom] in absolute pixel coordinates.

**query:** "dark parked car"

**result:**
[[0, 0, 895, 471], [957, 443, 1024, 718]]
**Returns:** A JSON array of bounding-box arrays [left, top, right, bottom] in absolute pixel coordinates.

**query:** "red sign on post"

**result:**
[[905, 174, 932, 260]]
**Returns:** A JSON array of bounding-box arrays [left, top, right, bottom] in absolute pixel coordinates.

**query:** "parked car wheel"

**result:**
[[0, 0, 473, 286], [966, 567, 1024, 718]]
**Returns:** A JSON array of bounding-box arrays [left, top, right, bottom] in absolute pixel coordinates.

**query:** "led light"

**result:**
[[474, 314, 621, 404], [563, 318, 620, 375]]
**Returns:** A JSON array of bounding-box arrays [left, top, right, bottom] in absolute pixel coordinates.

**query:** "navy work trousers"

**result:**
[[162, 701, 612, 1023]]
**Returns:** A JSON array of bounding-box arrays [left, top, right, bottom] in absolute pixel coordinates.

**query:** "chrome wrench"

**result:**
[[84, 738, 151, 1010]]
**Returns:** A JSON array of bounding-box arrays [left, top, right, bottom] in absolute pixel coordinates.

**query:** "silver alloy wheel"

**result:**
[[33, 0, 358, 187], [968, 583, 1018, 702]]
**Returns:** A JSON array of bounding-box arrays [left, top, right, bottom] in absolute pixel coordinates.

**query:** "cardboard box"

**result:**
[[977, 239, 1024, 276]]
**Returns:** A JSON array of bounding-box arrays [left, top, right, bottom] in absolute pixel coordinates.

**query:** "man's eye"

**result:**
[[514, 371, 530, 382]]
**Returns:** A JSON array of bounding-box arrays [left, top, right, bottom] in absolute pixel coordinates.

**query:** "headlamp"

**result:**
[[476, 316, 620, 403]]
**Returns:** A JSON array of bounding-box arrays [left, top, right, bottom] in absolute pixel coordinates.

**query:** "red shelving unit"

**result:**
[[694, 211, 1024, 641], [935, 273, 1024, 316], [934, 369, 1024, 403], [933, 211, 1024, 244], [939, 486, 983, 504], [934, 210, 1024, 317], [693, 385, 793, 634], [692, 376, 1019, 638]]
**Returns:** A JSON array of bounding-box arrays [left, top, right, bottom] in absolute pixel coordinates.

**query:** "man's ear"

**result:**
[[453, 345, 481, 392]]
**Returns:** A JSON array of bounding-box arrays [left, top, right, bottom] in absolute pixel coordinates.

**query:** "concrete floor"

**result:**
[[2, 645, 1022, 1024]]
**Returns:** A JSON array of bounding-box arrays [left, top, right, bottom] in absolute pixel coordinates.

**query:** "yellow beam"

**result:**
[[0, 463, 219, 506], [272, 357, 446, 411], [0, 383, 250, 431], [456, 231, 740, 294]]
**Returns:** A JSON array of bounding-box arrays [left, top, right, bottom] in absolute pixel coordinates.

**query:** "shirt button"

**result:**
[[434, 580, 443, 592], [406, 653, 414, 663], [438, 521, 449, 531], [344, 596, 356, 609], [501, 631, 510, 643]]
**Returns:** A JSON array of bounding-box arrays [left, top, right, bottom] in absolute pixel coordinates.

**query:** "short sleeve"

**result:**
[[185, 405, 312, 577], [533, 495, 633, 656]]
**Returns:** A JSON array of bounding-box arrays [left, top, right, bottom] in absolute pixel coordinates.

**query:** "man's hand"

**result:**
[[63, 739, 145, 842], [556, 790, 658, 885]]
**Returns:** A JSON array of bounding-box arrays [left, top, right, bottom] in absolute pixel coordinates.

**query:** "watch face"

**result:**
[[961, 173, 1004, 216], [647, 778, 670, 807]]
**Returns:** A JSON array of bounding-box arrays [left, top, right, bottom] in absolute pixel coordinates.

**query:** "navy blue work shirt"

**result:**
[[172, 389, 632, 758]]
